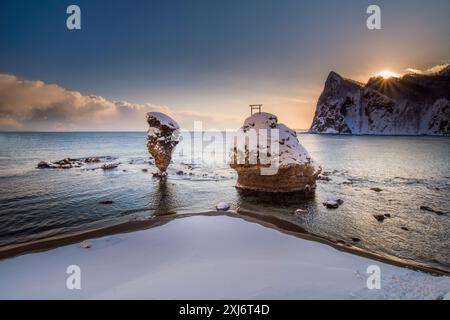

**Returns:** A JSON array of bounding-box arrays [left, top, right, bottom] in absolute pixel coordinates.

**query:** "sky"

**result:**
[[0, 0, 449, 131]]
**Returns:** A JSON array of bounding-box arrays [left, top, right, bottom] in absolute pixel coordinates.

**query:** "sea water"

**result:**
[[0, 132, 448, 272]]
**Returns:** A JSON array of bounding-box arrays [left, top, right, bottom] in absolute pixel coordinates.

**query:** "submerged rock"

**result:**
[[146, 112, 180, 176], [230, 112, 321, 193], [420, 205, 445, 216], [99, 200, 114, 205], [323, 197, 343, 209], [294, 209, 308, 215], [373, 214, 385, 222]]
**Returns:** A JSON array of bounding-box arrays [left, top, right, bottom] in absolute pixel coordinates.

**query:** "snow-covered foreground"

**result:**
[[0, 215, 448, 300]]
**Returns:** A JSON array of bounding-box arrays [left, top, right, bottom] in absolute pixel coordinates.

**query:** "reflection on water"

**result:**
[[236, 188, 317, 205], [0, 132, 449, 273], [151, 181, 178, 216]]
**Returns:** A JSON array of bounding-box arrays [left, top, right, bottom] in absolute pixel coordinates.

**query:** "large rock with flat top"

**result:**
[[230, 112, 321, 194]]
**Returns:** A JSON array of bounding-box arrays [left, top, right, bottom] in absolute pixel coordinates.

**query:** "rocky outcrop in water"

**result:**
[[230, 112, 321, 193], [37, 159, 83, 169], [37, 156, 116, 169], [101, 163, 119, 170], [146, 112, 180, 176], [310, 65, 450, 135]]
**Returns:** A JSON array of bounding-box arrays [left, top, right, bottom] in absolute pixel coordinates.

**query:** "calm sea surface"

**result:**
[[0, 132, 449, 272]]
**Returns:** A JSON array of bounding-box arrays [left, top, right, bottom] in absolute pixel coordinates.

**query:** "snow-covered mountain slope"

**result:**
[[310, 66, 450, 135]]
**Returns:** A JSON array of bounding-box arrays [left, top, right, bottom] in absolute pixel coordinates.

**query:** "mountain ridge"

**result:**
[[309, 65, 450, 136]]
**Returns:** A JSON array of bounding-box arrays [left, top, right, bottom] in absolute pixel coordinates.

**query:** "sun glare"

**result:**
[[377, 70, 400, 79]]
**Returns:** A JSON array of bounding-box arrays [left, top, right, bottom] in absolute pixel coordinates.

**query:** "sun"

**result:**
[[377, 70, 400, 79]]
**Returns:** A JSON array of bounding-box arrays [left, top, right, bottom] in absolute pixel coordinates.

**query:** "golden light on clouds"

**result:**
[[376, 70, 400, 79]]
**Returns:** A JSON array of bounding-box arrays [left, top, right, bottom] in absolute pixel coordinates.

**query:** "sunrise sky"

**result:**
[[0, 0, 449, 131]]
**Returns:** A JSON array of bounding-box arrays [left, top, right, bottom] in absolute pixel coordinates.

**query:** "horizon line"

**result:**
[[0, 129, 312, 133]]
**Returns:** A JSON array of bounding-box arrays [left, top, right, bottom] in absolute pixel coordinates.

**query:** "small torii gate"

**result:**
[[249, 104, 262, 116]]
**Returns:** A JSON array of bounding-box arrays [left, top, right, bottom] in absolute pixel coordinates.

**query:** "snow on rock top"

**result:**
[[146, 112, 179, 130], [276, 123, 313, 166], [243, 112, 278, 130], [146, 112, 179, 142], [234, 112, 317, 168]]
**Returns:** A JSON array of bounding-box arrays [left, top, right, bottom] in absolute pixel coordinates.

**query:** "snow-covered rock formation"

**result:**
[[230, 112, 321, 193], [310, 65, 450, 135], [146, 112, 180, 176]]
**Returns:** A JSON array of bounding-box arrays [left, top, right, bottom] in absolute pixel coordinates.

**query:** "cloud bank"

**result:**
[[405, 63, 449, 75], [0, 74, 241, 131]]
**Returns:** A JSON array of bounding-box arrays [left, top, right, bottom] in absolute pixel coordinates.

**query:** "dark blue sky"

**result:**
[[0, 0, 449, 129]]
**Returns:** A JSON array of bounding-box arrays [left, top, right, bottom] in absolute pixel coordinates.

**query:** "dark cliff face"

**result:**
[[310, 66, 450, 135]]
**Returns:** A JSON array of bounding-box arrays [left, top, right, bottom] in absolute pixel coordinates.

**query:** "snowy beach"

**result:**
[[0, 215, 448, 300]]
